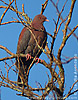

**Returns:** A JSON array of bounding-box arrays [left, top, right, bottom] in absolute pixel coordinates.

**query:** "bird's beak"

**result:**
[[45, 19, 49, 22]]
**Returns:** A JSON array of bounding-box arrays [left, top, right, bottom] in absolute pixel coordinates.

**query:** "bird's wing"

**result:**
[[17, 27, 31, 54], [25, 30, 47, 57]]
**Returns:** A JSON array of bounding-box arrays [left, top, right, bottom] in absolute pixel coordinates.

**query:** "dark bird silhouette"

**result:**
[[16, 14, 48, 87]]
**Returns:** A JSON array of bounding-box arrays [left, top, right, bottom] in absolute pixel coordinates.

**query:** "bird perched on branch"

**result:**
[[16, 14, 49, 87]]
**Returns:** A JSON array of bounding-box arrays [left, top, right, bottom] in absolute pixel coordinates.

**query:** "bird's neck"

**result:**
[[31, 22, 44, 30]]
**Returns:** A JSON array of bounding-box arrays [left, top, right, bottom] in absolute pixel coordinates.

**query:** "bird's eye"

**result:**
[[39, 17, 41, 19]]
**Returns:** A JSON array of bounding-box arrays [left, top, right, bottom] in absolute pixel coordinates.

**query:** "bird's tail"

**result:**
[[16, 57, 33, 87], [17, 65, 28, 87]]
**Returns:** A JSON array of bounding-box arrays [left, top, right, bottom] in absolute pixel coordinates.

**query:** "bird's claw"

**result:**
[[26, 54, 31, 60], [26, 54, 43, 64], [35, 58, 43, 64]]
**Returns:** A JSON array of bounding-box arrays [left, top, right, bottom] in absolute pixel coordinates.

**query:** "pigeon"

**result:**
[[16, 14, 49, 86]]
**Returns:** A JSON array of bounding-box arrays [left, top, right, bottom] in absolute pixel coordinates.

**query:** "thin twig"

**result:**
[[0, 0, 14, 24], [41, 0, 49, 14], [63, 80, 78, 99]]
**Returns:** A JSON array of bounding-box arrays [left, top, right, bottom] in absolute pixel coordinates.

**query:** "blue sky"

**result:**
[[0, 0, 78, 100]]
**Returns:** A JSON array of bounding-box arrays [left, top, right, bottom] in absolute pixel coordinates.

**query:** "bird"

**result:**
[[16, 14, 49, 87]]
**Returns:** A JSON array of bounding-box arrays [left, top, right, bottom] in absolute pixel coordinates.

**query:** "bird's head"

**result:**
[[32, 14, 49, 25]]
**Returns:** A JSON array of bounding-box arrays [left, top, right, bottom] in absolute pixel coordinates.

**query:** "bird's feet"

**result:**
[[26, 54, 32, 60], [35, 57, 43, 64], [26, 54, 43, 64]]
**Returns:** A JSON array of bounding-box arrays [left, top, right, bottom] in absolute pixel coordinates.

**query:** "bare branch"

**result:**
[[63, 0, 76, 39], [41, 0, 49, 14], [0, 0, 14, 24], [63, 80, 78, 99]]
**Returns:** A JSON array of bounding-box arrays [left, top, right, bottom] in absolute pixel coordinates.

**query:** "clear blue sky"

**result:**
[[0, 0, 78, 100]]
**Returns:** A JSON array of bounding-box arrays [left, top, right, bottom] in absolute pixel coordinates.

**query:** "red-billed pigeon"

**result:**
[[16, 14, 48, 86]]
